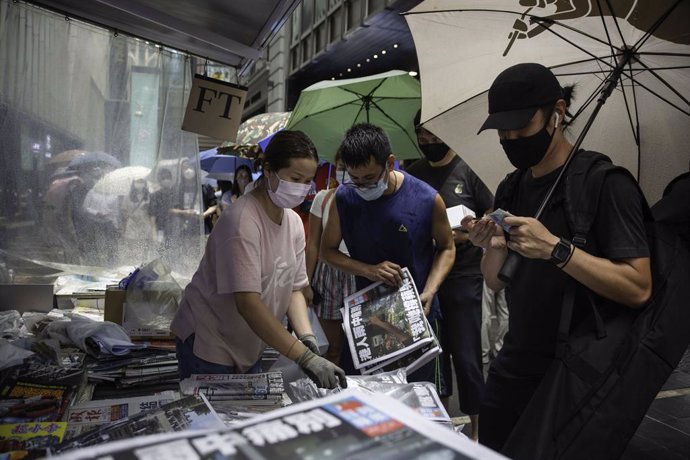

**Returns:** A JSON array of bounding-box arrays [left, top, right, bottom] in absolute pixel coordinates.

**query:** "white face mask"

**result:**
[[214, 190, 222, 199], [355, 170, 388, 201], [267, 172, 311, 209], [133, 182, 146, 191], [160, 179, 173, 189], [339, 170, 351, 185]]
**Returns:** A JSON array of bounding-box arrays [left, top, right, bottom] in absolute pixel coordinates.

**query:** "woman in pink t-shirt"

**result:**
[[171, 131, 347, 389]]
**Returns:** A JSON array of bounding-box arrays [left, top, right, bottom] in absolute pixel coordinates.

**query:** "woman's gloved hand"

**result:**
[[295, 349, 347, 389], [298, 333, 320, 355]]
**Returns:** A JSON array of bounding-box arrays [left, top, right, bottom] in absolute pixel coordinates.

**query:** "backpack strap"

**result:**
[[494, 169, 524, 212], [563, 150, 617, 249], [557, 151, 619, 346]]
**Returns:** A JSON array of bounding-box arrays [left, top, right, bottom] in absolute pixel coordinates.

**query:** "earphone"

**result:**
[[554, 112, 560, 129]]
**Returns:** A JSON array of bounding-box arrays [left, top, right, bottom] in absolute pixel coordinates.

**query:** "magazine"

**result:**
[[64, 391, 178, 439], [0, 421, 68, 456], [49, 390, 508, 460], [0, 381, 76, 423], [342, 267, 435, 371]]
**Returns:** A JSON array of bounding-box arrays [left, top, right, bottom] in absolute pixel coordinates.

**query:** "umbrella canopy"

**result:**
[[284, 70, 422, 163], [405, 0, 690, 201], [200, 154, 254, 181], [236, 112, 291, 145], [219, 112, 291, 157], [89, 166, 152, 196], [67, 151, 122, 171], [46, 149, 89, 166]]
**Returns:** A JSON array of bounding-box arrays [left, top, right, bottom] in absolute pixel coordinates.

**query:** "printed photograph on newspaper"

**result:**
[[48, 390, 508, 460], [342, 268, 433, 370]]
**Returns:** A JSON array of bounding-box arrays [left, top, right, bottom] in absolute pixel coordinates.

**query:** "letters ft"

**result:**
[[193, 86, 242, 119]]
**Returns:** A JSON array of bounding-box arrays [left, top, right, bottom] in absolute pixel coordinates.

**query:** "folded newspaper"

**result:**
[[341, 267, 441, 374], [49, 390, 507, 460], [179, 372, 287, 405]]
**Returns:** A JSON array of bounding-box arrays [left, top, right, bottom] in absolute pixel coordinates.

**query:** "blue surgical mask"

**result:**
[[355, 172, 388, 201]]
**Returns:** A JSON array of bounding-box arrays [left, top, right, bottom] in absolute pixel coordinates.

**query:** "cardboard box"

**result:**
[[104, 287, 175, 340]]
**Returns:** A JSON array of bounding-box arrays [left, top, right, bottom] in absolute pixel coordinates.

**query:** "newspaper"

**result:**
[[49, 390, 508, 460], [359, 332, 440, 376], [63, 391, 178, 439], [342, 268, 435, 371], [180, 373, 285, 401], [289, 372, 451, 425], [53, 394, 225, 454]]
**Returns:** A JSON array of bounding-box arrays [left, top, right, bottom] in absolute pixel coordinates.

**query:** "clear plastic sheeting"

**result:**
[[0, 0, 208, 285]]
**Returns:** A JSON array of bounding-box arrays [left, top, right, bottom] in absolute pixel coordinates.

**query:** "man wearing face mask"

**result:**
[[321, 123, 456, 384], [465, 63, 651, 451], [407, 111, 493, 440]]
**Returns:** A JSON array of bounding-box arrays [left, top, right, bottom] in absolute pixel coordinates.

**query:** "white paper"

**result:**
[[446, 204, 476, 229]]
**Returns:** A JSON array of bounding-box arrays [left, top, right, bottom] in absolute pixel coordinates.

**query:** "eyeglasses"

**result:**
[[341, 167, 386, 190]]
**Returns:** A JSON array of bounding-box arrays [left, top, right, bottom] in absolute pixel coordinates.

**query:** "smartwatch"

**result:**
[[550, 237, 573, 265]]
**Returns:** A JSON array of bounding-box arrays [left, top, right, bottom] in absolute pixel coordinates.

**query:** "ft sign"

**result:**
[[182, 74, 248, 141]]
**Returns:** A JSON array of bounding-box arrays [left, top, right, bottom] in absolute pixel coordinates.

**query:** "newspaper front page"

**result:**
[[50, 390, 507, 460], [341, 267, 438, 372]]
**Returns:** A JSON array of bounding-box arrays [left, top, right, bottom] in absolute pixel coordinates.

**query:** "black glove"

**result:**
[[295, 349, 347, 389], [299, 333, 320, 355]]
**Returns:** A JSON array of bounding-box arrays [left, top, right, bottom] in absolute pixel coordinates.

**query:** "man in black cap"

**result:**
[[407, 111, 493, 440], [464, 62, 651, 451]]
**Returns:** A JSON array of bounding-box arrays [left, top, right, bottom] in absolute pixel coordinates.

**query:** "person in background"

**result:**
[[171, 130, 346, 389], [121, 177, 155, 255], [215, 180, 233, 213], [466, 62, 651, 451], [304, 150, 356, 365], [230, 165, 253, 203], [651, 160, 690, 248], [321, 123, 455, 384], [149, 168, 176, 249], [407, 114, 493, 440]]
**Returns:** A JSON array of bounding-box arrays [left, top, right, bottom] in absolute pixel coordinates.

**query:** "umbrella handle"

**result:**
[[498, 250, 522, 284]]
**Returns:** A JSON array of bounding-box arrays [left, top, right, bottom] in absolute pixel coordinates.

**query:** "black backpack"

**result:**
[[497, 150, 690, 459]]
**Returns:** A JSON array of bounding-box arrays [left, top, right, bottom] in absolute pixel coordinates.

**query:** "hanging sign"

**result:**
[[182, 74, 248, 141]]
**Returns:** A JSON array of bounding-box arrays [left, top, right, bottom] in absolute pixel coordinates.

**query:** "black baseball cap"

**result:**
[[478, 63, 563, 133]]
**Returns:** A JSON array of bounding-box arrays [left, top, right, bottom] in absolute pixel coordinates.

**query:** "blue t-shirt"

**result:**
[[336, 171, 441, 320]]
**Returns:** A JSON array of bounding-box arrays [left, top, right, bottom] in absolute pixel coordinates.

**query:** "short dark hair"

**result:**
[[340, 123, 391, 168], [262, 130, 318, 173]]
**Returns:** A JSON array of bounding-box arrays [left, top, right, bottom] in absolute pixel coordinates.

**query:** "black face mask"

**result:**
[[420, 143, 449, 162], [500, 120, 556, 170]]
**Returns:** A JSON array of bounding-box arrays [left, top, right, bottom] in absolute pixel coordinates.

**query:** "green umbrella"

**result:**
[[285, 70, 422, 163]]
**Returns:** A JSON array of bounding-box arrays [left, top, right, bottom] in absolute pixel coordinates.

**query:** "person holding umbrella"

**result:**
[[171, 130, 347, 389], [464, 63, 652, 451]]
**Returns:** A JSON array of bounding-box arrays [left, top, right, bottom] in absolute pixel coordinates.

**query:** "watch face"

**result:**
[[552, 240, 571, 263]]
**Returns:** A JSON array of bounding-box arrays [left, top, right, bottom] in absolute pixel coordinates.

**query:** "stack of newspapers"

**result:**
[[341, 267, 441, 375], [179, 372, 287, 407]]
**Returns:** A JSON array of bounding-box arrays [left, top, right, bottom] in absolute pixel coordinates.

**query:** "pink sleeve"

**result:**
[[217, 218, 262, 295]]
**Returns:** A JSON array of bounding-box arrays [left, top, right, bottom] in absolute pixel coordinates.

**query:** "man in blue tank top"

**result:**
[[321, 123, 456, 384]]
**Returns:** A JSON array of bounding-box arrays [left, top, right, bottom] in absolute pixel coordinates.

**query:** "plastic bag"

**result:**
[[124, 258, 181, 336]]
